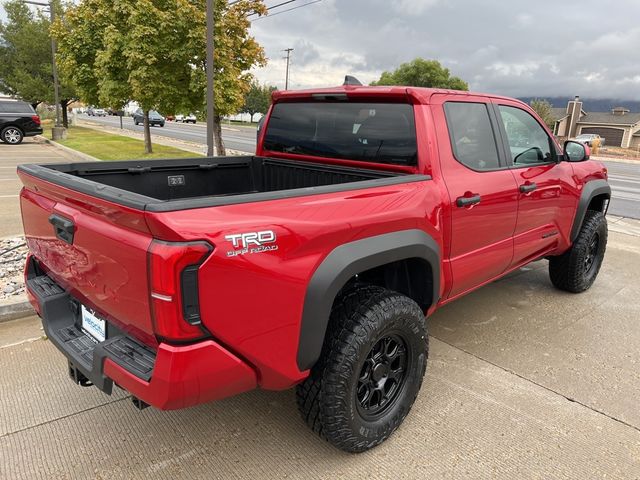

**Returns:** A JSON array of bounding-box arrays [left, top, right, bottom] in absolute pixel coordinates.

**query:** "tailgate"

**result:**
[[19, 171, 156, 345]]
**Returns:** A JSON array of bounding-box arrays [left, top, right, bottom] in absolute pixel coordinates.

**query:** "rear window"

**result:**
[[263, 102, 417, 166], [0, 101, 35, 114], [444, 102, 501, 171]]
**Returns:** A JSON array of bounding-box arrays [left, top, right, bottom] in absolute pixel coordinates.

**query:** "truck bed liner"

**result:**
[[19, 156, 429, 212]]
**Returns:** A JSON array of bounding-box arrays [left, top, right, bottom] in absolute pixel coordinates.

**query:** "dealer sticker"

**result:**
[[81, 305, 106, 343]]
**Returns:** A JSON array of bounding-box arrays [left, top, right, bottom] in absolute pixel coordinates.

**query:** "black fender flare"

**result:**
[[296, 229, 440, 371], [570, 179, 611, 242]]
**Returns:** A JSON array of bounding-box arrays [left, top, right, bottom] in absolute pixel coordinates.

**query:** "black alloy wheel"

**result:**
[[356, 333, 409, 420]]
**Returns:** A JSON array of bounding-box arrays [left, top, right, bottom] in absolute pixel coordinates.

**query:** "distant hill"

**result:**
[[518, 97, 640, 113]]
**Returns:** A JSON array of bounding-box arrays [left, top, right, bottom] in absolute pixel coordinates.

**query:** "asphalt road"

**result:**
[[606, 161, 640, 219], [80, 114, 258, 153]]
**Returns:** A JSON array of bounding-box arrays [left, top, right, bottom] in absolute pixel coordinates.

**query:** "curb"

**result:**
[[35, 135, 99, 162], [0, 299, 34, 323]]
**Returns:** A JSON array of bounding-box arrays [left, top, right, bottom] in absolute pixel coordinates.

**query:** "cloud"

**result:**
[[249, 0, 640, 100], [389, 0, 440, 15]]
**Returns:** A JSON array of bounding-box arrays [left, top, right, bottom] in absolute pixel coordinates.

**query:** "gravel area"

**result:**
[[0, 237, 27, 303]]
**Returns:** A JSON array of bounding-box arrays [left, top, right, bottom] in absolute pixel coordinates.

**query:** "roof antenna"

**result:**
[[343, 75, 363, 86]]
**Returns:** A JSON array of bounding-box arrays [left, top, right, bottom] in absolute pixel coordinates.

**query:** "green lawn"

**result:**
[[51, 126, 202, 161]]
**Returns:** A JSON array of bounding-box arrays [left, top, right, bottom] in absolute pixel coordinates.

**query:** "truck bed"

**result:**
[[19, 156, 418, 212]]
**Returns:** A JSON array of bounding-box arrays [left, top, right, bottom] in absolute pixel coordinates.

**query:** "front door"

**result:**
[[432, 97, 519, 299], [492, 101, 577, 266]]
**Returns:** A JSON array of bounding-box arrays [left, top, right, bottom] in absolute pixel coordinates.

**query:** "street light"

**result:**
[[22, 0, 64, 137], [283, 48, 293, 90]]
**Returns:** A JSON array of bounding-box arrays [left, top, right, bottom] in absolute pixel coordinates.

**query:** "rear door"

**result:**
[[432, 96, 519, 299], [491, 100, 578, 266]]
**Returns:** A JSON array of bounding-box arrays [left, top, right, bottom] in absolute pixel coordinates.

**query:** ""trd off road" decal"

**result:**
[[224, 230, 279, 257]]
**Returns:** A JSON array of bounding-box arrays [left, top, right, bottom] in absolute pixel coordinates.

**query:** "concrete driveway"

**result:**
[[1, 227, 639, 479]]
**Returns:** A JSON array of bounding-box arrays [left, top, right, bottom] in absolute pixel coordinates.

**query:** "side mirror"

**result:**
[[563, 140, 590, 162]]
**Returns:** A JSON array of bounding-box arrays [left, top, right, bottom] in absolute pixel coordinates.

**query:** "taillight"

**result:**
[[148, 240, 212, 342], [31, 115, 41, 126]]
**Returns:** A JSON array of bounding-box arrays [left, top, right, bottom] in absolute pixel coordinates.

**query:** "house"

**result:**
[[552, 96, 640, 148]]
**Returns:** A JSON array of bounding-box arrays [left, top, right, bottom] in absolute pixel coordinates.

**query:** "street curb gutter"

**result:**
[[34, 135, 99, 162], [0, 300, 34, 323]]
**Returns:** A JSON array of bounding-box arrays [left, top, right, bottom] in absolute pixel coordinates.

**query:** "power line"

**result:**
[[263, 0, 299, 13], [251, 0, 324, 20], [231, 0, 297, 11], [229, 0, 323, 19]]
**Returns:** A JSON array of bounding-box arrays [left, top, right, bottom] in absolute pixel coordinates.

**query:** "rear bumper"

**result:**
[[25, 128, 43, 137], [25, 256, 257, 410]]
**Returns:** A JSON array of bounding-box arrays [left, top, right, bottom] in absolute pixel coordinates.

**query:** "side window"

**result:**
[[498, 105, 555, 165], [444, 102, 501, 171]]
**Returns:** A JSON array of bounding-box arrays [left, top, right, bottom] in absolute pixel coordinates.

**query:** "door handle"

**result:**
[[519, 182, 537, 193], [49, 214, 75, 244], [456, 194, 481, 207]]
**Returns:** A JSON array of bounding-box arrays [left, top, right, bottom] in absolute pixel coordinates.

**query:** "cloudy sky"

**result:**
[[250, 0, 640, 99]]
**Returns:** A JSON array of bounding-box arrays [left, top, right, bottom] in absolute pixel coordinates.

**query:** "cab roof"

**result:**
[[272, 85, 526, 107]]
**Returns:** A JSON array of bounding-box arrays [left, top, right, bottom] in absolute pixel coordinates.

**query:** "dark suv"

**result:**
[[0, 100, 43, 144], [133, 109, 165, 127]]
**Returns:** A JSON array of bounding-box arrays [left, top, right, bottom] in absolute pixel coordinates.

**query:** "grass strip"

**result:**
[[51, 126, 202, 161]]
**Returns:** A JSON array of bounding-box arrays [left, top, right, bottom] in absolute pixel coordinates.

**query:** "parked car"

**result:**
[[18, 84, 610, 453], [86, 106, 95, 116], [133, 109, 165, 127], [0, 100, 43, 144], [575, 133, 605, 147], [175, 113, 197, 124], [165, 114, 175, 122], [93, 108, 107, 117]]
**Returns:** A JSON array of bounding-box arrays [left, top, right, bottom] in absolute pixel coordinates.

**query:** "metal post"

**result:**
[[23, 0, 63, 131], [49, 2, 61, 128], [206, 0, 215, 157], [283, 48, 293, 90]]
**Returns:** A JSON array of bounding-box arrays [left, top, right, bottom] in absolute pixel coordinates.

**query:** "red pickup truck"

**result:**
[[19, 84, 610, 453]]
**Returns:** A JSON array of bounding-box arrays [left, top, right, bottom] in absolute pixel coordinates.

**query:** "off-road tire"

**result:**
[[296, 285, 428, 453], [1, 126, 24, 144], [549, 210, 607, 293]]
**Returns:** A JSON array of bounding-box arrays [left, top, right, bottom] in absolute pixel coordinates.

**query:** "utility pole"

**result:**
[[206, 0, 215, 157], [24, 0, 64, 138], [283, 48, 293, 90]]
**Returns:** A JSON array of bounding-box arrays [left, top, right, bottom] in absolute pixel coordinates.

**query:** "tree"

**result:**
[[0, 0, 77, 127], [242, 80, 276, 122], [54, 0, 266, 154], [530, 99, 555, 129], [371, 58, 468, 91]]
